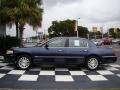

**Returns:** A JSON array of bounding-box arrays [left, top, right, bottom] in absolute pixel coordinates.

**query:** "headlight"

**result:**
[[6, 50, 13, 54]]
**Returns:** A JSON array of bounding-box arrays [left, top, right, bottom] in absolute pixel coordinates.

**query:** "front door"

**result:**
[[33, 38, 67, 64]]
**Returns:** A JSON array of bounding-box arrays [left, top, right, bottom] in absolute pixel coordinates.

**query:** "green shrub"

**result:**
[[0, 36, 20, 54]]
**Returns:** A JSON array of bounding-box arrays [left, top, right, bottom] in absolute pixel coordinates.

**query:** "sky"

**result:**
[[7, 0, 120, 38]]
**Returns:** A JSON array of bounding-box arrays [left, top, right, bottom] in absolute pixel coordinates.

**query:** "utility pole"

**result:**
[[100, 27, 103, 40], [76, 20, 79, 38], [108, 29, 110, 38], [76, 18, 80, 38], [44, 29, 47, 41]]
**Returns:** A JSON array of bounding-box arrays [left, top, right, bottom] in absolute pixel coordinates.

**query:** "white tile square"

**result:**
[[0, 56, 4, 60], [55, 68, 69, 71], [117, 74, 120, 77], [70, 71, 86, 75], [0, 66, 14, 70], [87, 75, 108, 81], [97, 70, 114, 75], [55, 75, 74, 82], [19, 75, 38, 81], [110, 64, 120, 68], [81, 68, 88, 71], [39, 71, 55, 75], [0, 63, 8, 66], [105, 67, 119, 71], [8, 70, 25, 75], [0, 73, 6, 78]]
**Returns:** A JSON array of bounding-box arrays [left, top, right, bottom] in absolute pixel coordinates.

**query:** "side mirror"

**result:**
[[45, 44, 49, 49]]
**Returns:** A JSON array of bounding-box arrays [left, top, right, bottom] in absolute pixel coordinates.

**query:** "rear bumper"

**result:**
[[101, 56, 117, 63], [5, 54, 16, 63]]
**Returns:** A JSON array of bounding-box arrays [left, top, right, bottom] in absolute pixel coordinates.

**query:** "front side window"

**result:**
[[48, 39, 66, 47], [69, 39, 88, 47]]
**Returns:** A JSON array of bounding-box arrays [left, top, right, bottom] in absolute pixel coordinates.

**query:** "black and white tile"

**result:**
[[0, 61, 120, 82]]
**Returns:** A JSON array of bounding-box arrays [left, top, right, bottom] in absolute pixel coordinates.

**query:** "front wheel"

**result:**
[[16, 55, 32, 70], [86, 56, 100, 70]]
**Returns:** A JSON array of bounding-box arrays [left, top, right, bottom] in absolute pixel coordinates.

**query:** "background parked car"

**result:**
[[91, 39, 102, 46], [112, 39, 120, 44], [103, 38, 112, 45]]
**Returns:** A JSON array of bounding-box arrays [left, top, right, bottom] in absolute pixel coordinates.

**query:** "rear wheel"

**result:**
[[16, 55, 32, 70], [86, 56, 100, 70]]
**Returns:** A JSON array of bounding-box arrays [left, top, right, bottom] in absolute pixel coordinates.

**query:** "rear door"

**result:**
[[66, 38, 89, 64]]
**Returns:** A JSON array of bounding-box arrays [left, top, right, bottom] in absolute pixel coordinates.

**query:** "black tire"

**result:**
[[85, 56, 100, 70], [16, 55, 32, 70], [119, 42, 120, 46]]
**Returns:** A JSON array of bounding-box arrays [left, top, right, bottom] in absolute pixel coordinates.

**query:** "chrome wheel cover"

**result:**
[[18, 57, 30, 69], [88, 58, 98, 70]]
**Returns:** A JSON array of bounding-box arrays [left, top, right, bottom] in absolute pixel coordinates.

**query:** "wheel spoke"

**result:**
[[88, 58, 98, 70], [18, 57, 30, 69]]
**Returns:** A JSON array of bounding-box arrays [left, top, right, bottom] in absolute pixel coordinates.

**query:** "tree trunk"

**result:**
[[19, 24, 25, 47], [15, 21, 19, 46], [19, 29, 24, 47]]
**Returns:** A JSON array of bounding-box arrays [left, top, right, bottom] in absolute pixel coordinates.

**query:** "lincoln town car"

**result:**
[[5, 37, 117, 70]]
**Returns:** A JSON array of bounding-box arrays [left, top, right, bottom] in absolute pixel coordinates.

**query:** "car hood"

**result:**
[[11, 46, 42, 51]]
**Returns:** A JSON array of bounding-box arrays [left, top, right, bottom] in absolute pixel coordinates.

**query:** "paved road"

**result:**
[[0, 45, 120, 90]]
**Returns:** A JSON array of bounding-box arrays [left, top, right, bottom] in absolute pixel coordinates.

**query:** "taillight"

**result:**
[[112, 48, 116, 56]]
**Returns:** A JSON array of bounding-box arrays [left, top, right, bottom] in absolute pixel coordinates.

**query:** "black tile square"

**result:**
[[73, 76, 91, 82], [24, 71, 40, 75], [55, 71, 71, 75], [6, 64, 14, 67], [0, 66, 3, 68], [68, 67, 81, 71], [0, 74, 20, 81], [84, 71, 99, 75], [38, 75, 54, 82], [111, 71, 120, 74], [97, 66, 106, 70], [116, 67, 120, 70], [0, 69, 10, 74], [41, 67, 55, 71], [104, 75, 120, 82]]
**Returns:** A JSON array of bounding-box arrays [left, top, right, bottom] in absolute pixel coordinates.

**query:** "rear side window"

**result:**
[[69, 39, 88, 47]]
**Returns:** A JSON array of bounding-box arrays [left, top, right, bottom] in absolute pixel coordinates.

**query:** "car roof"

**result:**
[[50, 37, 88, 40], [49, 37, 96, 47]]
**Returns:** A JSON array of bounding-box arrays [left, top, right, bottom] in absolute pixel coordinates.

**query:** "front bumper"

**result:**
[[101, 56, 117, 63], [5, 54, 16, 63]]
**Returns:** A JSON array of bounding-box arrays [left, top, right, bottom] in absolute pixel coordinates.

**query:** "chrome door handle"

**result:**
[[58, 50, 63, 52], [80, 50, 82, 52], [83, 50, 88, 52]]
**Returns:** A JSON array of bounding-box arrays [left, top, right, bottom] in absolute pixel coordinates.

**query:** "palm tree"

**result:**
[[0, 0, 43, 46]]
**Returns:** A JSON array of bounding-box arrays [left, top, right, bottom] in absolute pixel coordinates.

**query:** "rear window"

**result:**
[[69, 39, 88, 47]]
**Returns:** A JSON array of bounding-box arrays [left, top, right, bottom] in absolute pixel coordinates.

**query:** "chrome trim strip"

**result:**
[[43, 47, 89, 48], [34, 56, 84, 59], [102, 56, 117, 58]]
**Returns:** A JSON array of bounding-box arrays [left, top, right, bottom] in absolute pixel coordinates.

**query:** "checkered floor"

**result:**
[[0, 61, 120, 82]]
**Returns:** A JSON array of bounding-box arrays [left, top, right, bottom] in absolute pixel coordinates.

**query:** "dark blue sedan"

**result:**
[[6, 37, 117, 70]]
